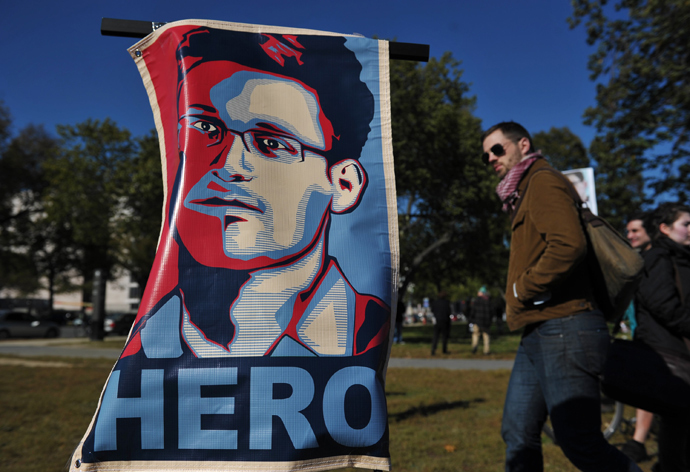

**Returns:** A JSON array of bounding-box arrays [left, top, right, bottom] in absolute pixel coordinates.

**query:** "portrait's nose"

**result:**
[[223, 135, 254, 176]]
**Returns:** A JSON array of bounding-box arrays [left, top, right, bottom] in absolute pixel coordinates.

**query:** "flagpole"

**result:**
[[100, 18, 430, 62]]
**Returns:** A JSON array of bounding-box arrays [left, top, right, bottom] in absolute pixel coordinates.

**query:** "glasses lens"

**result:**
[[481, 143, 507, 165], [244, 131, 302, 160], [491, 143, 506, 157]]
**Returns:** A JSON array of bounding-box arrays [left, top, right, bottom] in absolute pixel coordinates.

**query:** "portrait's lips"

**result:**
[[190, 197, 264, 213]]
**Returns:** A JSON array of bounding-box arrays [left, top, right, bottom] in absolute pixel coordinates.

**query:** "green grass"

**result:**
[[390, 322, 521, 360], [0, 353, 658, 472], [0, 357, 114, 472], [66, 323, 522, 358]]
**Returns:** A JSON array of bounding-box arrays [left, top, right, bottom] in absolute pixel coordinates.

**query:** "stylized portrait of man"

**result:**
[[72, 22, 396, 472], [564, 167, 598, 215], [120, 27, 391, 360]]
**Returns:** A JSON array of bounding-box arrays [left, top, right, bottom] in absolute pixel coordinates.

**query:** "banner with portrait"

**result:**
[[563, 167, 598, 215], [70, 20, 398, 472]]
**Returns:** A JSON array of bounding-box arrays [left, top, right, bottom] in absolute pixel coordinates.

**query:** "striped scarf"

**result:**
[[496, 152, 542, 213]]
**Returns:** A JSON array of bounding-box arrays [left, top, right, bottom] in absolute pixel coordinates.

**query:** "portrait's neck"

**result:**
[[175, 216, 330, 356], [225, 235, 327, 356]]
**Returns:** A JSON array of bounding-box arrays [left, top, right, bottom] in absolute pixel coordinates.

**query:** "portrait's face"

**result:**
[[567, 174, 588, 202], [173, 61, 354, 269], [482, 130, 527, 180], [626, 219, 651, 249]]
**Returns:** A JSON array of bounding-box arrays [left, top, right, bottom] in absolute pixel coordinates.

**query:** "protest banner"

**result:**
[[70, 19, 398, 472]]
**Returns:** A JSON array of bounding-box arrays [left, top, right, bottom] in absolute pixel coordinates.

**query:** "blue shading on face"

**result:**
[[176, 62, 338, 267]]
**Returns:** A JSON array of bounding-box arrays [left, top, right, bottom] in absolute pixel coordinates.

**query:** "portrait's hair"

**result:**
[[481, 121, 535, 154], [175, 27, 375, 167], [649, 202, 690, 240]]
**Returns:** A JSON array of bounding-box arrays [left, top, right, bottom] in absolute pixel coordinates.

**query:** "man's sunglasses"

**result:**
[[482, 143, 507, 165]]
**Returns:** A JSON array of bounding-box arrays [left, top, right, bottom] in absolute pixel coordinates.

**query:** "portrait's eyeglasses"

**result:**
[[181, 115, 323, 162], [481, 143, 507, 165]]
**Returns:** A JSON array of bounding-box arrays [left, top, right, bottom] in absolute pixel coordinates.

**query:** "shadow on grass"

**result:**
[[389, 398, 486, 422]]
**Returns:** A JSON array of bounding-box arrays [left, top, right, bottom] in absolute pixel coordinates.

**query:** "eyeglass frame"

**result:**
[[179, 113, 327, 163], [481, 142, 510, 166]]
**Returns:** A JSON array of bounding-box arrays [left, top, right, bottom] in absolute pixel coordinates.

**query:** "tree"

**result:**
[[0, 119, 77, 302], [533, 127, 590, 171], [113, 130, 164, 291], [43, 119, 135, 302], [390, 53, 508, 301], [588, 135, 648, 228], [570, 0, 690, 203]]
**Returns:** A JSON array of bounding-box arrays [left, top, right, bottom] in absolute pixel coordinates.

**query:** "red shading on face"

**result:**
[[173, 61, 337, 270]]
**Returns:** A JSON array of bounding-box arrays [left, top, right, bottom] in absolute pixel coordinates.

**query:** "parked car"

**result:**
[[0, 311, 61, 339], [104, 312, 136, 336]]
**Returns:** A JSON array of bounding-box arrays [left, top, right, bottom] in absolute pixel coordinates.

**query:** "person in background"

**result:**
[[621, 213, 655, 463], [430, 291, 452, 355], [482, 121, 640, 471], [394, 299, 405, 344], [627, 214, 653, 253], [634, 202, 690, 472], [470, 286, 494, 354]]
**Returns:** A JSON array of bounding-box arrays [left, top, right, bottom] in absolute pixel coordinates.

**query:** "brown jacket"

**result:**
[[505, 159, 595, 330]]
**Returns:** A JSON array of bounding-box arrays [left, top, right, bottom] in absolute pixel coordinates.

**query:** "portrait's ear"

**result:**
[[330, 159, 366, 213]]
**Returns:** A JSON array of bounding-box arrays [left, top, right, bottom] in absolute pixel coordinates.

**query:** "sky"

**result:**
[[0, 0, 599, 149]]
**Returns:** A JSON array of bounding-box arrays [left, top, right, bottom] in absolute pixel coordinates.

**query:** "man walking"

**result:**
[[482, 122, 640, 471], [620, 214, 654, 463], [430, 291, 452, 355], [470, 286, 494, 354]]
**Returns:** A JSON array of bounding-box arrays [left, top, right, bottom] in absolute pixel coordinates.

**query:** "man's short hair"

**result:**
[[628, 211, 652, 235], [175, 27, 375, 167], [481, 121, 535, 154]]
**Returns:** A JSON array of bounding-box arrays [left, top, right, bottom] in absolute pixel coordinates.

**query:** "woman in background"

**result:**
[[634, 202, 690, 472]]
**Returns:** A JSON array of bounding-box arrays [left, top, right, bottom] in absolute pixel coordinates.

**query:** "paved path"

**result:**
[[388, 357, 513, 370], [0, 338, 514, 370]]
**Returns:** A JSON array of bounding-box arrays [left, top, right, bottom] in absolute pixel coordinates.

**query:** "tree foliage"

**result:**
[[113, 130, 163, 290], [0, 110, 165, 310], [391, 53, 508, 301], [570, 0, 690, 203], [533, 127, 590, 172], [43, 119, 135, 301], [0, 115, 77, 302]]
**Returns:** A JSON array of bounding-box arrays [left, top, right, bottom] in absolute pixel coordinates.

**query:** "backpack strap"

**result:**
[[511, 166, 583, 224]]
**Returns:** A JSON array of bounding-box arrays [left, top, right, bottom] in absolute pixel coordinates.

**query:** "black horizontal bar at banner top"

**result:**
[[101, 17, 429, 62]]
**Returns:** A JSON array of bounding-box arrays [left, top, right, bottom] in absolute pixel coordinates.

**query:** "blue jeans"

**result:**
[[501, 311, 641, 472]]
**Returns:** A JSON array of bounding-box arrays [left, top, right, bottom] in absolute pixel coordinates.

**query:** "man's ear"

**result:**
[[330, 159, 366, 213], [517, 137, 531, 155]]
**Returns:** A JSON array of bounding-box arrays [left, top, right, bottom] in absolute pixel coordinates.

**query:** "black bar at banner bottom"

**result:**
[[101, 17, 430, 62]]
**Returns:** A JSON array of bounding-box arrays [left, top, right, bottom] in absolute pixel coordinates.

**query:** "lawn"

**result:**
[[0, 324, 658, 471], [390, 322, 521, 360]]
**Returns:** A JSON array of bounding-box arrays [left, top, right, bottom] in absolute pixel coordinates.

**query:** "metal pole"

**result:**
[[101, 18, 430, 62]]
